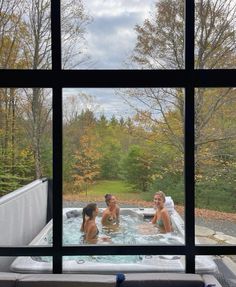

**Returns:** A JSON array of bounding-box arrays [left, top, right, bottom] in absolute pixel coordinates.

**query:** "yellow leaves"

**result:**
[[19, 148, 32, 158], [195, 174, 203, 181], [72, 132, 101, 191], [151, 174, 163, 180]]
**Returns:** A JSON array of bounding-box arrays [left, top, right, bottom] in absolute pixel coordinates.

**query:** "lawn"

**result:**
[[63, 179, 236, 214], [63, 180, 145, 203]]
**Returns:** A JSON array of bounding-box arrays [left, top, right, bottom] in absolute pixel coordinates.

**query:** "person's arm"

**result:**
[[80, 223, 84, 232], [85, 223, 98, 243], [116, 206, 120, 219], [101, 209, 109, 225], [151, 211, 158, 224], [161, 209, 172, 233]]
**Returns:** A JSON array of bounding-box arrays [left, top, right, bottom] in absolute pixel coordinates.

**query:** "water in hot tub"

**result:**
[[35, 212, 183, 264]]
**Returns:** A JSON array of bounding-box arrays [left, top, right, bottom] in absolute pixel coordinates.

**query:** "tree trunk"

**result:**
[[10, 88, 16, 174], [32, 88, 42, 179]]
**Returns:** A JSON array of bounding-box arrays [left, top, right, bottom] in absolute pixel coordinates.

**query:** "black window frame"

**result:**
[[0, 0, 235, 274]]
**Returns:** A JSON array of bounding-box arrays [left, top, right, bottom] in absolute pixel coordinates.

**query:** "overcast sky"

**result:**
[[83, 0, 155, 69], [63, 1, 155, 120], [63, 88, 152, 121]]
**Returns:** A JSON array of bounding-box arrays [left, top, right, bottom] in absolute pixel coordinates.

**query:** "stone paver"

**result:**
[[196, 236, 218, 245], [195, 224, 236, 246], [195, 225, 215, 237], [213, 233, 236, 243]]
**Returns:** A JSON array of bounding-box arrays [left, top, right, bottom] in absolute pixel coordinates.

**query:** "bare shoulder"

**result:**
[[87, 221, 96, 232], [161, 208, 169, 216], [102, 208, 109, 217]]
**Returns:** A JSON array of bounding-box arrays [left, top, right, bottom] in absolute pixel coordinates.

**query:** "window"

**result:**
[[0, 0, 235, 274]]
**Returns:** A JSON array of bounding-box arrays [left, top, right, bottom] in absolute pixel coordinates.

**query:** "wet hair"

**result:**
[[155, 191, 166, 202], [104, 194, 112, 206], [81, 203, 97, 232]]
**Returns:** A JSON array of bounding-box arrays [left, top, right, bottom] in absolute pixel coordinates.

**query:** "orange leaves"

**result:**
[[72, 133, 101, 191]]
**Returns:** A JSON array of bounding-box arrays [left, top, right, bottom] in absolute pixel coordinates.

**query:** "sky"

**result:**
[[83, 0, 155, 69], [63, 0, 156, 120], [63, 88, 152, 121]]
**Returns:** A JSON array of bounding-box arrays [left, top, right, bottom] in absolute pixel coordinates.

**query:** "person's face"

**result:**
[[153, 194, 164, 208], [93, 207, 99, 217], [109, 196, 117, 206]]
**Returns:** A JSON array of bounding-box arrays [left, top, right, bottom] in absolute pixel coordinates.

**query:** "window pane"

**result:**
[[61, 0, 184, 69], [0, 0, 51, 70], [63, 255, 185, 273], [196, 255, 236, 287], [195, 0, 236, 69], [194, 88, 236, 244], [62, 88, 184, 245], [10, 256, 52, 273], [0, 88, 52, 248]]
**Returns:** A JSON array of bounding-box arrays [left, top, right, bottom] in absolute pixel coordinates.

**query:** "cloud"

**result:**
[[63, 88, 154, 120], [62, 2, 157, 117], [84, 0, 153, 18], [82, 0, 155, 68], [63, 88, 132, 119]]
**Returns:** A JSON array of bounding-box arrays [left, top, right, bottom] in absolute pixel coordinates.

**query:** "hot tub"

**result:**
[[10, 207, 217, 274]]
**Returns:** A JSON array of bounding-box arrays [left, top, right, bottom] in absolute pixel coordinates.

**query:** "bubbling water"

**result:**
[[34, 212, 183, 264], [62, 213, 183, 245]]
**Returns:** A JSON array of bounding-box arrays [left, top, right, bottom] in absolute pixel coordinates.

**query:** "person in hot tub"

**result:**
[[80, 203, 111, 243], [151, 191, 173, 233], [139, 191, 173, 234], [101, 194, 120, 228]]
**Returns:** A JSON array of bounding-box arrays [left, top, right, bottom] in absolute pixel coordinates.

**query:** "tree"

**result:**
[[0, 0, 92, 188], [72, 134, 101, 195], [61, 0, 92, 69], [0, 1, 35, 188], [132, 0, 236, 69], [0, 88, 35, 193], [0, 0, 26, 69], [127, 0, 236, 165], [125, 0, 236, 205], [0, 0, 92, 180], [122, 145, 154, 192], [98, 139, 122, 180]]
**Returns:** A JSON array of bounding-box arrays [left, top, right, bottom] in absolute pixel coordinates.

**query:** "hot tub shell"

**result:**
[[10, 207, 217, 274]]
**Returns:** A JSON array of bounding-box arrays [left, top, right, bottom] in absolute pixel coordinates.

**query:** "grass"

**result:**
[[63, 179, 236, 213], [63, 180, 142, 202]]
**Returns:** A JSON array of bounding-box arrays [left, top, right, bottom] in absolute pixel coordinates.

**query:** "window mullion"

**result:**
[[51, 0, 63, 274], [185, 0, 195, 273]]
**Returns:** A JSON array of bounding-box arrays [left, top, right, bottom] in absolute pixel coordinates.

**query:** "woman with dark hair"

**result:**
[[81, 203, 111, 243], [80, 203, 99, 243], [101, 194, 120, 227]]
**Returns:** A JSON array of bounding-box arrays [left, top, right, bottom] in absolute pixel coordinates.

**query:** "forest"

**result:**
[[0, 0, 235, 212]]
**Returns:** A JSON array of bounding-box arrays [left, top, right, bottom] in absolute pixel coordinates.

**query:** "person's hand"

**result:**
[[99, 235, 112, 243], [138, 223, 159, 235]]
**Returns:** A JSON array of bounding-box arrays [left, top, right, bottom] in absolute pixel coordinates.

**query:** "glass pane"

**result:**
[[0, 0, 51, 69], [61, 0, 184, 69], [0, 88, 52, 247], [10, 256, 52, 273], [196, 255, 236, 287], [62, 88, 184, 245], [194, 88, 236, 244], [63, 255, 185, 273], [195, 0, 236, 69]]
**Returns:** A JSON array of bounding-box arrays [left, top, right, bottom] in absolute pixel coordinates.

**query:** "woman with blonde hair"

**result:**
[[152, 191, 173, 233]]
